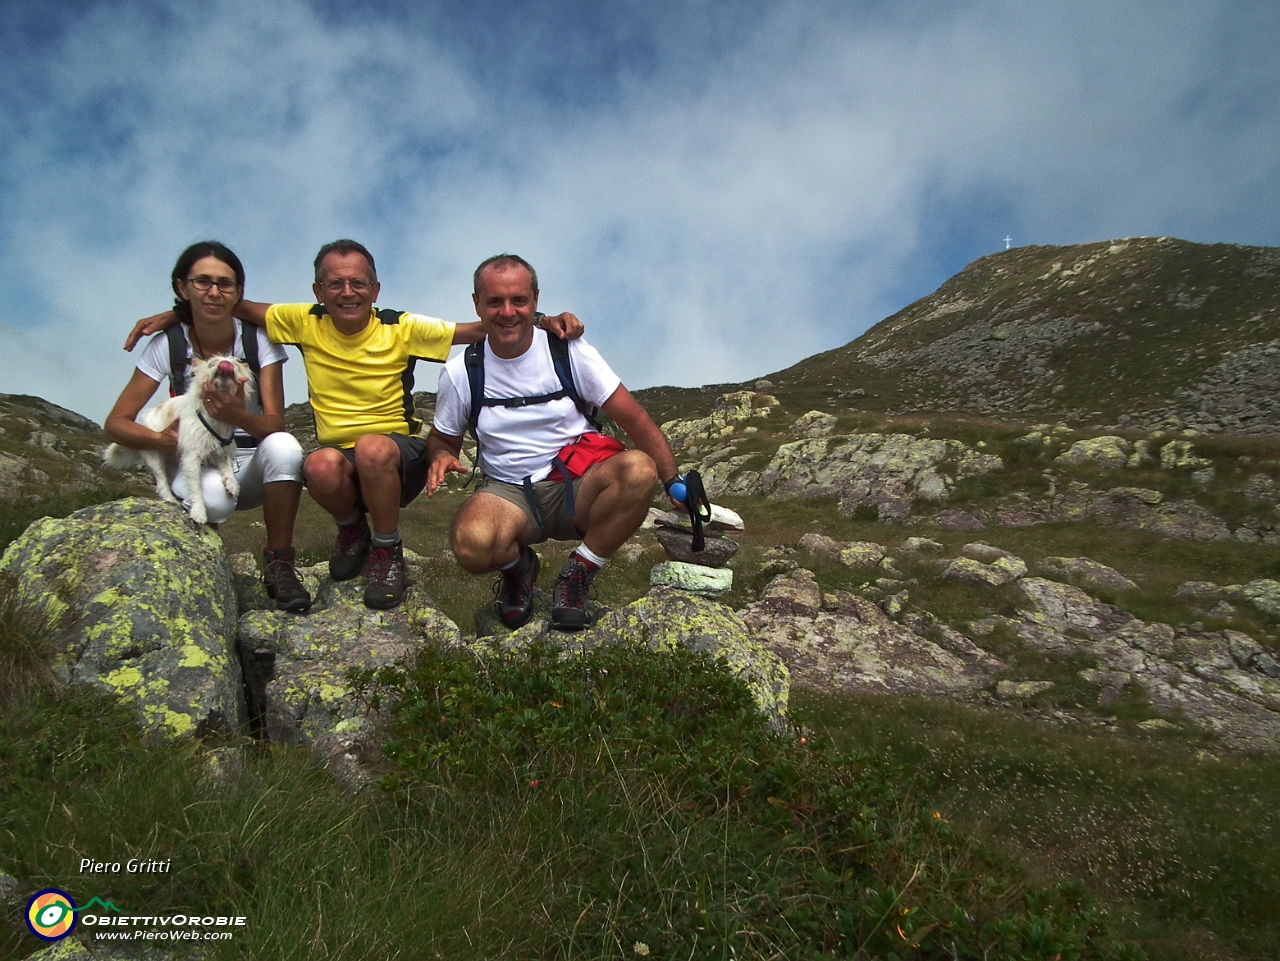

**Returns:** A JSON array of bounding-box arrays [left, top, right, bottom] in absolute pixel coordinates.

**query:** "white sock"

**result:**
[[372, 528, 399, 547], [574, 543, 608, 569]]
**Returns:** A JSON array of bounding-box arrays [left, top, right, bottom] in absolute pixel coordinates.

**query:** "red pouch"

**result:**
[[547, 432, 626, 481]]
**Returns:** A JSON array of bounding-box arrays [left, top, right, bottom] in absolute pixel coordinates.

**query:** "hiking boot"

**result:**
[[494, 546, 539, 629], [329, 515, 370, 581], [551, 553, 599, 632], [364, 541, 407, 610], [263, 548, 312, 614]]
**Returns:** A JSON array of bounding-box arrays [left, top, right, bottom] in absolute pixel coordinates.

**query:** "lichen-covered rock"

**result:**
[[1224, 579, 1280, 618], [1037, 556, 1137, 592], [237, 551, 461, 787], [996, 680, 1055, 699], [838, 541, 886, 568], [1126, 439, 1155, 468], [798, 532, 842, 555], [1175, 580, 1222, 600], [943, 555, 1026, 587], [993, 482, 1233, 542], [457, 587, 789, 724], [1160, 439, 1212, 470], [0, 866, 17, 904], [662, 391, 778, 452], [793, 410, 838, 438], [742, 569, 1000, 697], [649, 560, 733, 596], [0, 498, 243, 738], [1013, 578, 1280, 747], [1055, 435, 1131, 470], [756, 432, 1002, 518]]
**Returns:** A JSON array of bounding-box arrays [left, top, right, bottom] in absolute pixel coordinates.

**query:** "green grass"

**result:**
[[1, 634, 1140, 960], [797, 691, 1280, 960]]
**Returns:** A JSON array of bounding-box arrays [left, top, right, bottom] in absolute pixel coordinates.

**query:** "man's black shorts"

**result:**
[[315, 434, 429, 510]]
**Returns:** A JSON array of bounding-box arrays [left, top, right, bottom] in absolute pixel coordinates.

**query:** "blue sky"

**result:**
[[1, 0, 1277, 423]]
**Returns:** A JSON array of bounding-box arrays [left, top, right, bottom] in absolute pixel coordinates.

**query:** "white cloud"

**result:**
[[1, 0, 1276, 422]]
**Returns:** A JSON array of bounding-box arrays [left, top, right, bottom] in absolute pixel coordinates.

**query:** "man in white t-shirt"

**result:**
[[427, 254, 679, 631]]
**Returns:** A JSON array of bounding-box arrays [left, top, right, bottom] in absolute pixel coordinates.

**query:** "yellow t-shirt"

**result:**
[[265, 304, 455, 447]]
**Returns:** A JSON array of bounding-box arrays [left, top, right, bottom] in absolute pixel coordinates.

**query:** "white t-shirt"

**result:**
[[434, 329, 622, 484], [136, 321, 287, 442]]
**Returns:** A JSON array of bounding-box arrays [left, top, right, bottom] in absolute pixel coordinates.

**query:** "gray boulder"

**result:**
[[653, 527, 739, 567], [755, 432, 1003, 519], [0, 498, 244, 737], [1036, 556, 1138, 592], [1014, 578, 1280, 747], [742, 569, 1001, 697], [943, 554, 1027, 587]]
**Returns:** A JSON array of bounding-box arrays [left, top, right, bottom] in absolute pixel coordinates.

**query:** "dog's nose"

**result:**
[[218, 361, 236, 376]]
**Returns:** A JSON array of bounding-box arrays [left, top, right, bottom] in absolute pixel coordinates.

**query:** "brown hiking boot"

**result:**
[[364, 541, 407, 610], [329, 515, 371, 581], [494, 546, 539, 628], [551, 553, 599, 631], [264, 548, 312, 613]]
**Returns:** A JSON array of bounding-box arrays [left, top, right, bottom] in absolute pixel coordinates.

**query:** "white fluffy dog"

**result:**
[[105, 355, 256, 525]]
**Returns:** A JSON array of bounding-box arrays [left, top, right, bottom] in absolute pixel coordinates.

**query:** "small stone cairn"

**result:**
[[648, 503, 744, 597]]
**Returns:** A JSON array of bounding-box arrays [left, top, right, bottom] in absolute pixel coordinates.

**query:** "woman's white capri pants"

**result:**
[[170, 432, 304, 525]]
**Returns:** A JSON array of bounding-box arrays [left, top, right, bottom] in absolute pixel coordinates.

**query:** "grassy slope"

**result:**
[[634, 238, 1280, 427]]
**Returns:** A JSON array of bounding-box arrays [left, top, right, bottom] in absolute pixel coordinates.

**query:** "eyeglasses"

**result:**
[[187, 276, 240, 294], [321, 279, 374, 295]]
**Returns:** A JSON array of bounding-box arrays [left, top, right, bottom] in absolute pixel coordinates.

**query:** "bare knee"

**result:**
[[450, 519, 499, 573], [353, 435, 400, 473], [303, 449, 351, 494], [614, 451, 658, 497]]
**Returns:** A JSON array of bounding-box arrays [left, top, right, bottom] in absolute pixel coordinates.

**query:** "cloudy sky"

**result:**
[[1, 0, 1276, 424]]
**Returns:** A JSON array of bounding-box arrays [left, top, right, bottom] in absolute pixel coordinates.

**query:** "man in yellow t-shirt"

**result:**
[[126, 239, 582, 610]]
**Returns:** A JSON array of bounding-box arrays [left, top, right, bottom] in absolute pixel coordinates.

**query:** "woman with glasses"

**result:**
[[104, 241, 311, 613]]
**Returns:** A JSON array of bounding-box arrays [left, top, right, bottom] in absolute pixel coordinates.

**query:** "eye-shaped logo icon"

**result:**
[[26, 888, 78, 941]]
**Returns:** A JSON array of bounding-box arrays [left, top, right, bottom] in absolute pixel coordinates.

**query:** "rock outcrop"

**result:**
[[742, 569, 1002, 697], [0, 498, 244, 737], [236, 550, 462, 787], [1003, 578, 1280, 746]]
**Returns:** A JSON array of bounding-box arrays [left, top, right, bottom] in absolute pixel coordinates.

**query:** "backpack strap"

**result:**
[[464, 341, 486, 442], [239, 321, 261, 381], [165, 324, 190, 398], [546, 333, 601, 428]]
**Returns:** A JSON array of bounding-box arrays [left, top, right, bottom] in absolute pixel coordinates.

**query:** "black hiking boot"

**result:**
[[363, 541, 407, 610], [264, 548, 312, 614], [329, 514, 370, 581], [551, 552, 599, 632], [494, 546, 539, 629]]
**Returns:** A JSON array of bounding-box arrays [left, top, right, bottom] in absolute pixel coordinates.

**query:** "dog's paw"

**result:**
[[224, 479, 239, 498], [188, 505, 208, 525]]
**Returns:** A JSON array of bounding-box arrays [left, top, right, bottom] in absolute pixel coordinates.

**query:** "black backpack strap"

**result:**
[[239, 321, 261, 380], [165, 324, 190, 397], [377, 308, 402, 325], [547, 334, 600, 428], [464, 341, 486, 441]]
